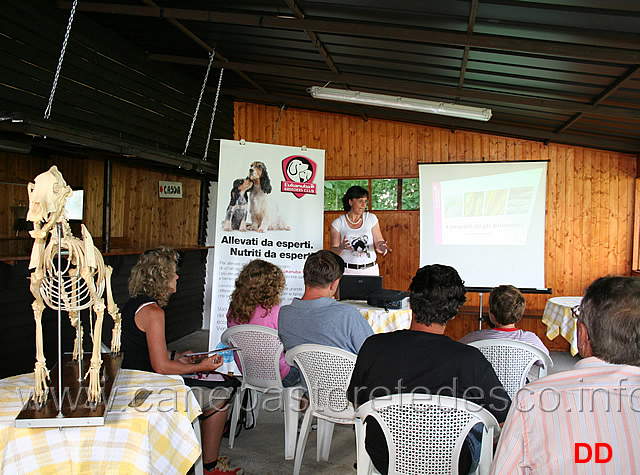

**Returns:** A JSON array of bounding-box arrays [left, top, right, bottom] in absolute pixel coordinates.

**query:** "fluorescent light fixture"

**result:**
[[308, 86, 492, 121]]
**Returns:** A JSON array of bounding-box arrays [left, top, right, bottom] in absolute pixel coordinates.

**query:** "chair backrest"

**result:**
[[285, 344, 357, 422], [468, 339, 554, 399], [356, 394, 499, 475], [221, 324, 284, 390]]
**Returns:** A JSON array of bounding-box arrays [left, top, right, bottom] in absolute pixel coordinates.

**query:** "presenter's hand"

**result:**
[[340, 236, 352, 251], [376, 241, 392, 255]]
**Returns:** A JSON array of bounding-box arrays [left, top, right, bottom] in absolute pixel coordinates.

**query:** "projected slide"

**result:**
[[419, 161, 548, 290], [432, 169, 542, 246]]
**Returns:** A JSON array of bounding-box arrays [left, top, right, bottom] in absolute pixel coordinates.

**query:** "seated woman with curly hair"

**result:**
[[226, 259, 301, 387], [121, 247, 243, 475]]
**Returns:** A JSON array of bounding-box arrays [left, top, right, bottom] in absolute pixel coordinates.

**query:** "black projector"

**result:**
[[367, 289, 410, 310]]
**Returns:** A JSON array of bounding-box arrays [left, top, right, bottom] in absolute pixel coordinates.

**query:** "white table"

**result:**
[[0, 369, 202, 474], [342, 300, 412, 333], [542, 296, 583, 356]]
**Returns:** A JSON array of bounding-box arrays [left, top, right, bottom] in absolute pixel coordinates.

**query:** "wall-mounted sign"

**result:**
[[159, 181, 182, 198]]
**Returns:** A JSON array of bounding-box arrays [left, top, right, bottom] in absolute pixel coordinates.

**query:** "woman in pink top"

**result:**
[[226, 259, 300, 387]]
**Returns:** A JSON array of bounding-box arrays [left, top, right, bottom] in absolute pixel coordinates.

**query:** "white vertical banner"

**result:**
[[208, 139, 326, 374]]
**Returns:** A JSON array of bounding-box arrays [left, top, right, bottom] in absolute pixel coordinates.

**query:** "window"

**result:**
[[324, 179, 419, 211], [401, 178, 419, 210], [371, 179, 397, 210], [324, 179, 367, 211]]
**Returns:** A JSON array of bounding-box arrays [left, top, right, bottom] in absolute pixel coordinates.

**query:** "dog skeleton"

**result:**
[[27, 166, 121, 406]]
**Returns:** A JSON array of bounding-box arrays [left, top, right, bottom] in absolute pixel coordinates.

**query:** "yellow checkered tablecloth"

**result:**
[[342, 300, 412, 333], [0, 369, 202, 474], [542, 296, 583, 356]]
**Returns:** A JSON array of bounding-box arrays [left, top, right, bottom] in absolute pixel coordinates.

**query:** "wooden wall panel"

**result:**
[[0, 155, 40, 251], [0, 153, 202, 256], [634, 178, 640, 271], [323, 210, 421, 290], [234, 102, 637, 332], [107, 163, 201, 250]]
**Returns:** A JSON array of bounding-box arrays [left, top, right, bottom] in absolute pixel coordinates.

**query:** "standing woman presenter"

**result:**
[[330, 185, 391, 276]]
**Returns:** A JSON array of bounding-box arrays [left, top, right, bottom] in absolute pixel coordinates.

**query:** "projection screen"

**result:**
[[419, 160, 548, 290]]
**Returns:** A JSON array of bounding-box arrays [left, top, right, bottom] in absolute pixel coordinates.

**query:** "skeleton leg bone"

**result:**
[[104, 265, 121, 354], [69, 309, 82, 360], [31, 300, 49, 406], [66, 275, 83, 360], [81, 265, 105, 405]]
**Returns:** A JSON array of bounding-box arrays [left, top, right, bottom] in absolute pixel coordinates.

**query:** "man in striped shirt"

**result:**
[[490, 276, 640, 474]]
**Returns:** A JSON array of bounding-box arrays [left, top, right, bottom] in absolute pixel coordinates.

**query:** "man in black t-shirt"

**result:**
[[347, 264, 511, 475]]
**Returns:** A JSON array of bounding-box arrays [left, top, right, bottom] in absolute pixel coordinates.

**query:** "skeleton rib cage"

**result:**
[[39, 235, 106, 312]]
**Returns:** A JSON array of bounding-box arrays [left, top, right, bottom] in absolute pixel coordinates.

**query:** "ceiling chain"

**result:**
[[44, 0, 78, 120], [203, 68, 224, 161], [183, 49, 215, 155]]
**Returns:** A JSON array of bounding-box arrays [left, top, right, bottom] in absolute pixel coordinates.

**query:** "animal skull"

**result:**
[[26, 165, 72, 225]]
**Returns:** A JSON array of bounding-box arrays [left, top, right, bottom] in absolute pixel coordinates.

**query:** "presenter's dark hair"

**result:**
[[409, 264, 466, 326], [342, 186, 369, 212], [489, 285, 526, 325], [580, 276, 640, 366], [304, 250, 345, 288]]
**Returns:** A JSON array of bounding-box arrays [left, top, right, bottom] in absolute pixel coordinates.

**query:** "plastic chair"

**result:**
[[166, 374, 204, 475], [355, 394, 500, 475], [468, 339, 554, 400], [221, 325, 303, 460], [285, 344, 361, 475]]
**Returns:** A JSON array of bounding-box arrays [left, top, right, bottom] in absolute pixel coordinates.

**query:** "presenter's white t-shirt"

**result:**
[[331, 212, 379, 273]]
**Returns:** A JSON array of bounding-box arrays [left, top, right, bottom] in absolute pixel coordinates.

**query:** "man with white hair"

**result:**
[[491, 276, 640, 473]]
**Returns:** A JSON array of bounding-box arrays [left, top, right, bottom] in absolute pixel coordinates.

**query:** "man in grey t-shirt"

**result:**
[[278, 250, 373, 355]]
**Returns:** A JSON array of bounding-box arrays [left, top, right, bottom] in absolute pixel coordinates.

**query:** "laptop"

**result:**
[[337, 275, 383, 300]]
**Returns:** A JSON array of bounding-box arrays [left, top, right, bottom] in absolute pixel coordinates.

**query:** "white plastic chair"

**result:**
[[468, 339, 554, 400], [355, 394, 500, 475], [285, 344, 361, 475], [221, 325, 303, 460], [166, 374, 204, 475]]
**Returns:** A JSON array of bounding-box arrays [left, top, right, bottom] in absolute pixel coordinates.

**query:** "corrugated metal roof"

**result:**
[[53, 0, 640, 153]]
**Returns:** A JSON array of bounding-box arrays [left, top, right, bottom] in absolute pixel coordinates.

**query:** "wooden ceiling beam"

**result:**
[[283, 0, 339, 76], [0, 116, 218, 176], [555, 65, 640, 134], [457, 0, 479, 89], [148, 54, 639, 120], [60, 2, 640, 64], [140, 0, 267, 93]]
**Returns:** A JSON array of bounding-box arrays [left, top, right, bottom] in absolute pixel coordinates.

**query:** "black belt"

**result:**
[[345, 261, 376, 270]]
